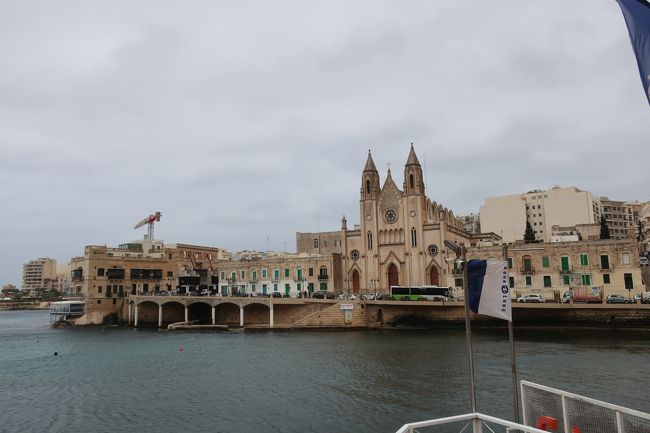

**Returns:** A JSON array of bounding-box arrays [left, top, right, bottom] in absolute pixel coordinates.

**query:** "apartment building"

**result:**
[[217, 252, 342, 296], [480, 186, 601, 243], [22, 258, 57, 290], [468, 239, 644, 299]]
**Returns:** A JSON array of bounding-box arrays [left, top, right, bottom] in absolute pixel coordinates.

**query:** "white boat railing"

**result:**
[[520, 380, 650, 433], [396, 380, 650, 433], [395, 412, 550, 433]]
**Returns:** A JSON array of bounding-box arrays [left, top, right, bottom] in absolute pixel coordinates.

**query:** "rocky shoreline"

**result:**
[[0, 302, 49, 311]]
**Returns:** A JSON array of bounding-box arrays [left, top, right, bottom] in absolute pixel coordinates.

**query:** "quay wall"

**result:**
[[67, 296, 650, 329]]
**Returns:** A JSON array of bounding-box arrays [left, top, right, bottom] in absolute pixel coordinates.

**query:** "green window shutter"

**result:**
[[562, 275, 570, 285], [297, 269, 302, 279], [523, 258, 532, 271], [561, 256, 570, 271], [262, 269, 267, 278], [525, 276, 532, 286], [297, 283, 301, 292], [262, 284, 268, 294], [252, 271, 257, 280], [580, 254, 588, 266], [273, 284, 278, 291], [308, 283, 314, 293], [284, 268, 289, 277], [241, 270, 246, 279], [542, 256, 550, 268], [455, 278, 463, 287], [320, 282, 327, 291], [543, 276, 551, 287], [624, 273, 633, 290], [507, 258, 513, 269], [581, 274, 591, 285], [220, 272, 225, 280], [251, 284, 256, 291], [285, 283, 290, 294]]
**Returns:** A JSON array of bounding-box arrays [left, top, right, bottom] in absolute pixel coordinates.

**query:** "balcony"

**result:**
[[318, 274, 329, 281], [227, 277, 237, 284], [294, 277, 305, 282], [520, 267, 535, 275], [249, 279, 258, 284], [558, 266, 573, 274]]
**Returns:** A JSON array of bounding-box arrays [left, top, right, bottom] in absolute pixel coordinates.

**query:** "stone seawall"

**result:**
[[66, 296, 650, 329]]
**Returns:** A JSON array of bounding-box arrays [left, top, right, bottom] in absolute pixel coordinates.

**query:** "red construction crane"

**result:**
[[133, 212, 161, 240]]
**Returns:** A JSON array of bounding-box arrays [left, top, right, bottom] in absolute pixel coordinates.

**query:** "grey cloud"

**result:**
[[1, 0, 649, 285]]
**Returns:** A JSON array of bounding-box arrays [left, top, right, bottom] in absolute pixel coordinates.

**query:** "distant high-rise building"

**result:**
[[22, 258, 57, 290], [480, 186, 602, 243], [599, 197, 637, 240]]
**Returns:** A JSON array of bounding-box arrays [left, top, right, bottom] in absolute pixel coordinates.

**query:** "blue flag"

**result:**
[[467, 259, 511, 321], [618, 0, 650, 105]]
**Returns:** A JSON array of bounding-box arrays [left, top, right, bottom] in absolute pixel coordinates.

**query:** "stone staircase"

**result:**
[[291, 301, 367, 328]]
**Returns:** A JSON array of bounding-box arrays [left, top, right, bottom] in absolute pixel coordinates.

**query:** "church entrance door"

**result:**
[[429, 267, 439, 286], [351, 270, 360, 293], [387, 263, 399, 288]]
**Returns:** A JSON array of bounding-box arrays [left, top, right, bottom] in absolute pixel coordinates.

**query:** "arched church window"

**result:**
[[411, 227, 417, 247], [366, 179, 371, 194], [367, 231, 373, 250], [409, 173, 414, 190]]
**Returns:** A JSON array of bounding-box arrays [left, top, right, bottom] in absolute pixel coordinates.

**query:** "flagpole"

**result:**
[[504, 244, 520, 423], [461, 244, 477, 413]]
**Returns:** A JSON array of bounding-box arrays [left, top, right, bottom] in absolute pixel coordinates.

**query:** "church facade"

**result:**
[[299, 145, 473, 294]]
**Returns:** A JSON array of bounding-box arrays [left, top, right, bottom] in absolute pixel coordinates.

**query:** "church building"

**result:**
[[298, 145, 474, 294]]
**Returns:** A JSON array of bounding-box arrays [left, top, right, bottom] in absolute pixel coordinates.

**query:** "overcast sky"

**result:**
[[1, 0, 649, 286]]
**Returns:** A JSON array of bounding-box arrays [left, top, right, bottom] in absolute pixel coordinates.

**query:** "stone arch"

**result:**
[[214, 302, 240, 325], [351, 269, 360, 293], [135, 301, 159, 326], [399, 228, 404, 244], [243, 303, 270, 326], [187, 301, 212, 323], [387, 262, 399, 288], [161, 301, 184, 326], [430, 267, 439, 285]]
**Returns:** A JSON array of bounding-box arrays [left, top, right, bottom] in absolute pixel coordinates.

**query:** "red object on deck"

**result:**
[[572, 428, 581, 433], [537, 416, 558, 431]]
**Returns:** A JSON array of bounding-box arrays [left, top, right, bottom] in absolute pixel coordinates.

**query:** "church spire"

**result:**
[[361, 150, 380, 200], [405, 142, 420, 167], [364, 150, 378, 172], [404, 143, 424, 195]]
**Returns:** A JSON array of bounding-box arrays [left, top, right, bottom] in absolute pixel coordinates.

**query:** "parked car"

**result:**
[[605, 294, 631, 304], [312, 291, 326, 299], [271, 292, 283, 298], [517, 294, 544, 303], [641, 292, 650, 304], [361, 293, 378, 300], [640, 257, 649, 266]]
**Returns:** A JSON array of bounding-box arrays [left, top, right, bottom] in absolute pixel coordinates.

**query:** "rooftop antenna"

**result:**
[[133, 212, 161, 240]]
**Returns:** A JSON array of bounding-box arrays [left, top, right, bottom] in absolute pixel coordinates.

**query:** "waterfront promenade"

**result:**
[[125, 295, 650, 329]]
